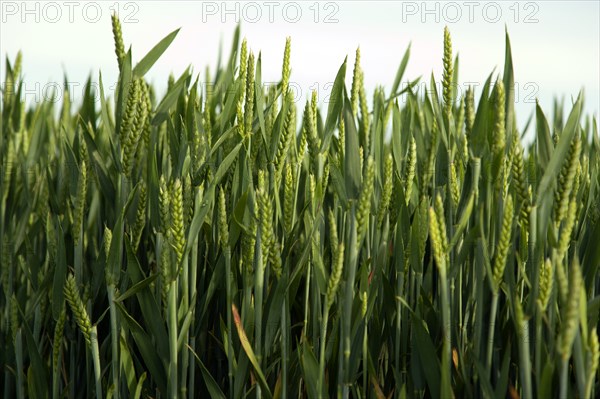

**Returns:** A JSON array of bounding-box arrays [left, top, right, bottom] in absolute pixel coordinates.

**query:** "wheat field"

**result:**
[[1, 15, 599, 399]]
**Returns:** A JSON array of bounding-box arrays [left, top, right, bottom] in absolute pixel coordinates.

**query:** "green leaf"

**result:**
[[81, 122, 115, 202], [133, 28, 180, 77], [52, 220, 67, 319], [152, 67, 190, 125], [106, 193, 127, 283], [539, 361, 555, 399], [23, 317, 48, 399], [322, 58, 347, 146], [98, 72, 114, 136], [494, 340, 512, 399], [115, 302, 168, 394], [451, 54, 460, 105], [470, 72, 494, 156], [185, 142, 242, 259], [449, 192, 474, 250], [115, 50, 132, 139], [177, 293, 197, 351], [185, 78, 199, 142], [582, 216, 600, 285], [114, 273, 159, 302], [189, 346, 227, 399], [503, 29, 515, 142], [219, 78, 241, 133], [254, 53, 270, 160], [328, 161, 348, 205], [572, 332, 586, 397], [391, 101, 403, 176], [210, 125, 237, 158], [388, 44, 411, 100], [124, 240, 169, 360], [537, 93, 582, 200], [343, 103, 361, 199], [264, 274, 287, 351], [535, 102, 553, 169], [300, 342, 321, 399], [412, 317, 440, 399], [120, 334, 137, 397], [133, 373, 147, 399], [231, 304, 272, 399]]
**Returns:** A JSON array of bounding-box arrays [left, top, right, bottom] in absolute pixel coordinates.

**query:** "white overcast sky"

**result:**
[[1, 0, 599, 136]]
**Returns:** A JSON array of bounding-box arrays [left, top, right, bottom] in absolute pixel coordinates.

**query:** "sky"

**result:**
[[1, 0, 599, 139]]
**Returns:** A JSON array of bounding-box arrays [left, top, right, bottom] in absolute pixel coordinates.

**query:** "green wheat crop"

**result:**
[[1, 16, 599, 399]]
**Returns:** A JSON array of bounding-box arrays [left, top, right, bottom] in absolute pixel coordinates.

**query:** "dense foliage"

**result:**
[[1, 17, 599, 399]]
